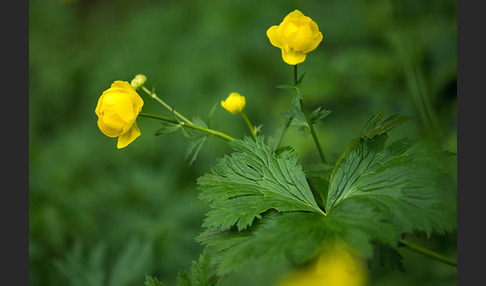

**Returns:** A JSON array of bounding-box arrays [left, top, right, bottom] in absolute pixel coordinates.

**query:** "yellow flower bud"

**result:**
[[95, 80, 144, 149], [130, 74, 147, 90], [221, 92, 246, 114], [267, 10, 323, 65]]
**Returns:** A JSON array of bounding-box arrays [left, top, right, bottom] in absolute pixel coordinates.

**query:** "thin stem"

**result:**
[[140, 86, 194, 125], [397, 238, 457, 267], [274, 116, 293, 149], [293, 65, 327, 164], [138, 112, 235, 142], [241, 112, 257, 141], [293, 64, 298, 86]]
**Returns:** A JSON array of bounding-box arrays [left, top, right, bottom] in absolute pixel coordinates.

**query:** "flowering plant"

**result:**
[[94, 9, 456, 286]]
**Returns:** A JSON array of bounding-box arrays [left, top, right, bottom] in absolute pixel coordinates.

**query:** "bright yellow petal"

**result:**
[[110, 80, 130, 90], [302, 30, 323, 53], [281, 48, 307, 65], [285, 10, 305, 21], [97, 116, 122, 137], [117, 122, 141, 149], [266, 25, 282, 48], [128, 85, 144, 113]]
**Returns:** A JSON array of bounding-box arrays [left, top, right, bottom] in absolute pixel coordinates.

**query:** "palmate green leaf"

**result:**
[[197, 107, 456, 275], [325, 133, 456, 236], [197, 136, 325, 231], [325, 107, 456, 237]]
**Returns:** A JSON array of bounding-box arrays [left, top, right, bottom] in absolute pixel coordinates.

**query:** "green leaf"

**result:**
[[361, 106, 412, 139], [185, 136, 208, 166], [372, 242, 405, 272], [326, 133, 456, 236], [144, 275, 166, 286], [107, 237, 153, 286], [282, 106, 309, 137], [276, 84, 295, 90], [198, 202, 396, 276], [291, 88, 302, 109], [206, 104, 217, 129], [197, 136, 325, 231], [183, 117, 210, 165], [176, 249, 217, 286], [54, 242, 106, 286], [309, 107, 332, 125], [155, 122, 182, 136], [304, 163, 333, 209], [197, 107, 455, 276]]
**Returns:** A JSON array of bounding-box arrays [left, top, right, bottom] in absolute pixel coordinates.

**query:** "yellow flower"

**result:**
[[267, 10, 323, 65], [221, 92, 246, 114], [95, 80, 144, 149], [277, 244, 368, 286]]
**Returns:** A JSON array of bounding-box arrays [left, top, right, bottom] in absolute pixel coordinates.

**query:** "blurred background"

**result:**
[[29, 0, 457, 285]]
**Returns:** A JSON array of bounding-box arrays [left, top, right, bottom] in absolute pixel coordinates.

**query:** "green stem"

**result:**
[[138, 112, 235, 142], [241, 112, 257, 141], [397, 238, 457, 267], [274, 116, 293, 149], [140, 86, 194, 125], [293, 65, 327, 164]]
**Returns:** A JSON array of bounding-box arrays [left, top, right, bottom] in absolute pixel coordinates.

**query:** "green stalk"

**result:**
[[274, 116, 293, 149], [140, 86, 194, 125], [241, 112, 257, 141], [138, 112, 235, 142], [293, 65, 327, 164], [397, 238, 457, 267]]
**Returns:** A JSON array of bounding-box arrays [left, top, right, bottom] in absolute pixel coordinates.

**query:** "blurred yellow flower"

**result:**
[[95, 80, 144, 149], [221, 92, 246, 114], [277, 244, 368, 286], [267, 10, 323, 65]]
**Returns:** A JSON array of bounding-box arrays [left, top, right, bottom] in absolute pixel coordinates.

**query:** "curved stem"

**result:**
[[140, 86, 194, 125], [138, 112, 235, 142], [241, 112, 257, 141], [397, 238, 457, 267], [293, 65, 327, 164]]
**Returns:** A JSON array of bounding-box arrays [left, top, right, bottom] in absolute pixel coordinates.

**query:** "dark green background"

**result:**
[[29, 0, 457, 285]]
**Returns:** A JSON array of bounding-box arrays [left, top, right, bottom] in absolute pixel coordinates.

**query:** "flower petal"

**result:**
[[102, 92, 135, 122], [97, 114, 124, 137], [117, 122, 141, 149], [266, 25, 282, 48], [281, 49, 307, 65]]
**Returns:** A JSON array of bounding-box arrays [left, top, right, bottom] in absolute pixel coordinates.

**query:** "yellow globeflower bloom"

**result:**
[[267, 10, 323, 65], [221, 92, 246, 114], [95, 80, 144, 149], [277, 245, 368, 286]]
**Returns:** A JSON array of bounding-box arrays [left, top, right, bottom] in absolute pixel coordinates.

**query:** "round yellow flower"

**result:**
[[221, 92, 246, 114], [267, 10, 323, 65], [95, 80, 144, 149]]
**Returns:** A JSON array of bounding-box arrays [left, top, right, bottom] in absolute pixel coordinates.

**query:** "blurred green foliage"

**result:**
[[29, 0, 456, 285]]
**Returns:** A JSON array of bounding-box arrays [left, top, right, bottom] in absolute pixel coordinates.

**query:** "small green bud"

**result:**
[[130, 74, 147, 90]]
